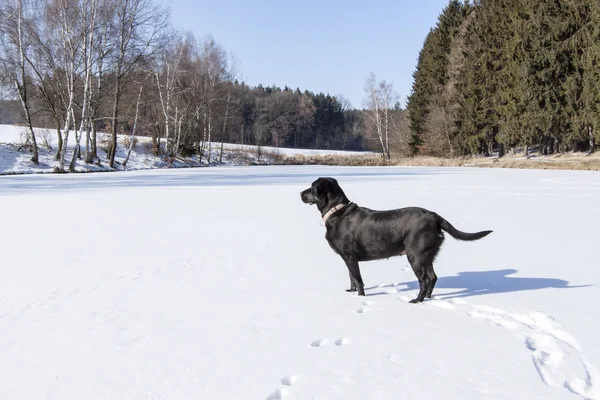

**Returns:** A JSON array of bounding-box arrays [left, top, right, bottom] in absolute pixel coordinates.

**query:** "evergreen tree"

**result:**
[[406, 0, 466, 154]]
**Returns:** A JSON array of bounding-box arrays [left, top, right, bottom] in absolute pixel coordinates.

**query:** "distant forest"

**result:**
[[1, 0, 598, 171], [1, 0, 408, 172]]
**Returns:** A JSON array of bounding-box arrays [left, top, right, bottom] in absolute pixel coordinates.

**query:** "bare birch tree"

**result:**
[[154, 37, 185, 159], [219, 54, 240, 162], [50, 0, 83, 172], [0, 0, 39, 164], [24, 24, 65, 160], [198, 35, 226, 163], [122, 84, 142, 166], [86, 0, 114, 163], [363, 71, 398, 160], [71, 0, 97, 170], [107, 0, 171, 168]]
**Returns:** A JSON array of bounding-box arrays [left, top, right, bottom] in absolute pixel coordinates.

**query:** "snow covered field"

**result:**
[[1, 165, 599, 399], [0, 124, 372, 175]]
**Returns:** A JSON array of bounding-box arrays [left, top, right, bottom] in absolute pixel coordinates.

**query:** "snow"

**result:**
[[0, 124, 372, 175], [1, 165, 599, 400]]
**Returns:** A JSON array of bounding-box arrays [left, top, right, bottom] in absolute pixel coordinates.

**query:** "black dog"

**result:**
[[300, 177, 492, 303]]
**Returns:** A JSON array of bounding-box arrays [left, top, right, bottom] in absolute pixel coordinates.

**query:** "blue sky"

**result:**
[[166, 0, 450, 109]]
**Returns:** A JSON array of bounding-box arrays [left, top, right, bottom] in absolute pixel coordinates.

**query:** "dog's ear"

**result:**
[[314, 178, 331, 200]]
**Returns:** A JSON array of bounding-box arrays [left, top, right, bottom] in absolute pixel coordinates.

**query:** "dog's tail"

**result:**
[[436, 214, 492, 241]]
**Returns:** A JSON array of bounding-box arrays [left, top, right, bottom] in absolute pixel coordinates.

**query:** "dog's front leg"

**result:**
[[343, 258, 365, 296]]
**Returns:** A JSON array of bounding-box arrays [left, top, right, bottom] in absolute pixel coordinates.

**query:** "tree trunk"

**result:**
[[109, 77, 121, 168], [15, 81, 39, 164], [88, 25, 105, 163], [207, 106, 212, 163], [175, 116, 183, 157], [219, 90, 231, 164], [69, 118, 81, 172], [85, 123, 91, 160], [123, 86, 143, 167], [55, 120, 63, 160], [155, 71, 171, 159], [200, 108, 207, 162], [152, 126, 158, 155], [155, 125, 161, 156], [78, 0, 95, 165], [589, 126, 595, 153], [443, 111, 454, 157], [15, 0, 38, 164], [58, 124, 70, 173], [539, 136, 546, 156], [89, 125, 97, 162], [195, 105, 201, 154], [58, 73, 75, 173]]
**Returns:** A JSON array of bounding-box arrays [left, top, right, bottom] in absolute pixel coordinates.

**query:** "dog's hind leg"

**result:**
[[425, 265, 437, 299], [343, 258, 365, 296], [407, 254, 431, 303], [423, 244, 442, 299], [345, 271, 357, 293]]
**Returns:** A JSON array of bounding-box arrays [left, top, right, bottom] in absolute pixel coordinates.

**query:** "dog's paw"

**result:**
[[409, 298, 421, 304], [345, 288, 357, 292]]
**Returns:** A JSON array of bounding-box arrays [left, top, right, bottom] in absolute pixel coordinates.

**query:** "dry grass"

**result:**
[[276, 153, 390, 167], [273, 151, 600, 171], [464, 152, 600, 171]]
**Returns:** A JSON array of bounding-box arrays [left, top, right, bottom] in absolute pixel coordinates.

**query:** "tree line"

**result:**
[[10, 0, 591, 167], [1, 0, 414, 172], [407, 0, 600, 157]]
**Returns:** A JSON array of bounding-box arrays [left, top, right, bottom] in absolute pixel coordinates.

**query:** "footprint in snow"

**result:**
[[310, 338, 328, 348], [467, 310, 517, 330], [423, 299, 455, 310], [437, 300, 600, 400], [266, 375, 299, 399], [265, 388, 288, 400], [356, 300, 373, 314], [335, 338, 350, 346]]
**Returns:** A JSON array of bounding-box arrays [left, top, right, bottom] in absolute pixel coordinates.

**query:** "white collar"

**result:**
[[322, 202, 350, 223]]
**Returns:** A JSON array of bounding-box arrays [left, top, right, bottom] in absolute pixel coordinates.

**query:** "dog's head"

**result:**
[[300, 177, 347, 210]]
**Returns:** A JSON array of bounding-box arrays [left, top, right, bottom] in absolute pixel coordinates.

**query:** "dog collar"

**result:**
[[322, 202, 350, 223]]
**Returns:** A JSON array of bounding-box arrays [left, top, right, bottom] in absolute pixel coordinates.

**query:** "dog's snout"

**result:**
[[300, 188, 313, 204]]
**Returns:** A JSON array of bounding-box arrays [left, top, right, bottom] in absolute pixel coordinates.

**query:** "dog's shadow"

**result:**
[[366, 268, 591, 299]]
